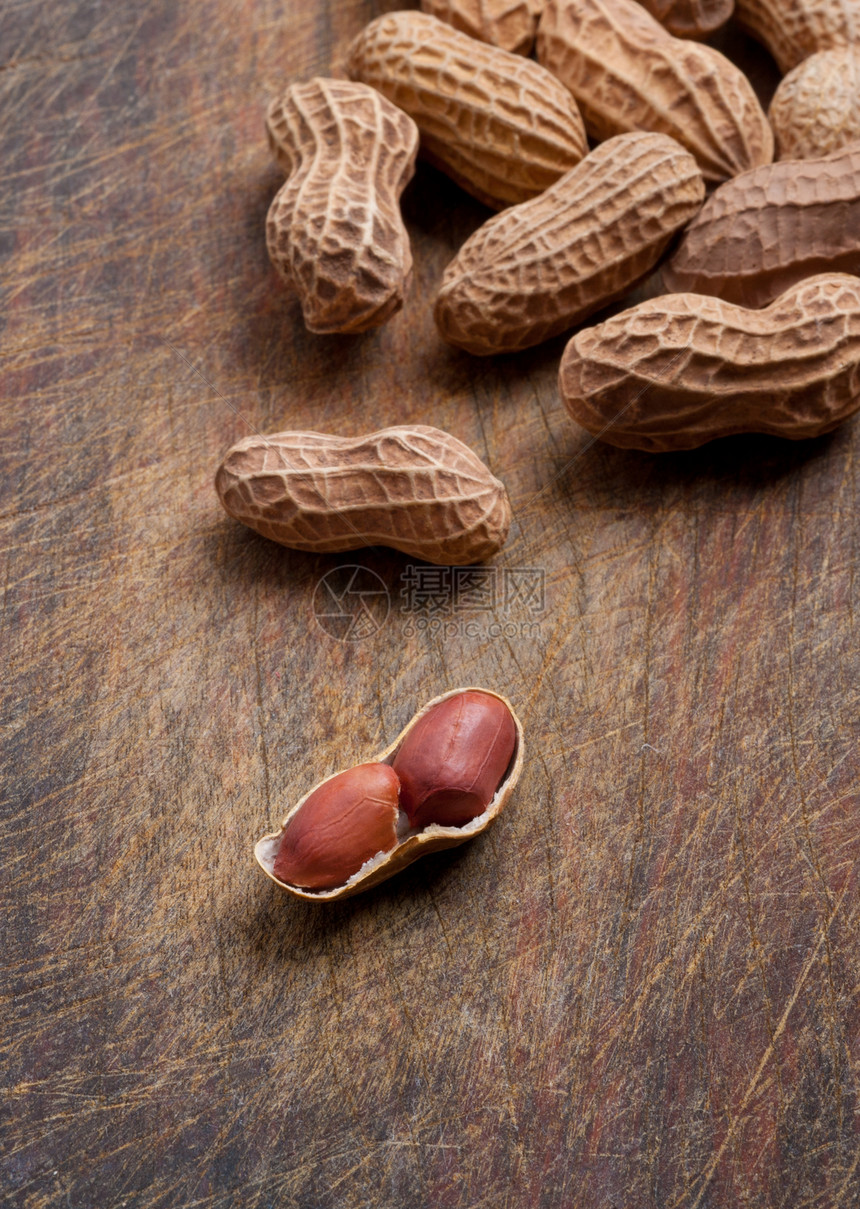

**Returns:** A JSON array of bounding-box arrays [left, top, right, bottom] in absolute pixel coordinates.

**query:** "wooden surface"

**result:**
[[2, 3, 859, 1207]]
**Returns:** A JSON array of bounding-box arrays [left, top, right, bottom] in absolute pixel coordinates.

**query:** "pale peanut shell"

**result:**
[[769, 50, 860, 160], [420, 0, 538, 54], [663, 143, 860, 308], [435, 132, 705, 355], [559, 273, 860, 451], [214, 425, 512, 566], [255, 688, 525, 902], [347, 11, 587, 209], [734, 0, 860, 74], [536, 0, 773, 184], [264, 78, 418, 334]]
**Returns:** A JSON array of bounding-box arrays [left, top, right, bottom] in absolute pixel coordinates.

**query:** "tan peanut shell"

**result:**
[[347, 11, 587, 209], [255, 687, 525, 902], [536, 0, 774, 185], [559, 274, 860, 451], [420, 0, 538, 54], [734, 0, 860, 74], [635, 0, 734, 39], [769, 50, 860, 160], [435, 133, 705, 355], [214, 425, 511, 566], [264, 78, 419, 334], [663, 143, 860, 308]]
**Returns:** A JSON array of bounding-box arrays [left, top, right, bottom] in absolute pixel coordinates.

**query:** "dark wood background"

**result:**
[[2, 2, 859, 1206]]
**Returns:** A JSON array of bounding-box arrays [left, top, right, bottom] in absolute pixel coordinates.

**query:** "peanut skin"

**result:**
[[536, 0, 773, 184], [273, 764, 400, 890], [663, 143, 860, 308], [264, 78, 418, 334], [434, 132, 704, 355], [734, 0, 860, 74], [347, 11, 587, 209], [215, 425, 511, 566], [769, 50, 860, 160], [393, 691, 518, 828], [636, 0, 734, 39], [559, 274, 860, 451]]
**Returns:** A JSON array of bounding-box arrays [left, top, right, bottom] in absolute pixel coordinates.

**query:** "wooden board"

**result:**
[[2, 2, 859, 1206]]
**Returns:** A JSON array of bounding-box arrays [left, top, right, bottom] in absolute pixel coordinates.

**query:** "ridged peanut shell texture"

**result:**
[[559, 274, 860, 451], [347, 11, 587, 209], [636, 0, 734, 39], [536, 0, 773, 184], [264, 78, 419, 333], [735, 0, 860, 74], [214, 425, 511, 566], [663, 143, 860, 308], [255, 688, 525, 902], [420, 0, 539, 55], [769, 50, 860, 160], [435, 133, 705, 355]]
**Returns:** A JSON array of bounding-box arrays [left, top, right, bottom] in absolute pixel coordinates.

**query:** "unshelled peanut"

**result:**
[[559, 274, 860, 451], [264, 78, 418, 334], [420, 0, 540, 54], [435, 132, 704, 355], [636, 0, 734, 38], [734, 0, 860, 74], [663, 143, 860, 307], [347, 11, 587, 209], [256, 689, 524, 900], [769, 50, 860, 159], [214, 425, 511, 566], [536, 0, 773, 184]]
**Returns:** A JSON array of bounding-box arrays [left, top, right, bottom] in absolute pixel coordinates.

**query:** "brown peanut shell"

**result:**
[[420, 0, 538, 55], [769, 50, 860, 160], [734, 0, 860, 74], [255, 688, 525, 902], [435, 132, 705, 355], [636, 0, 734, 39], [347, 11, 587, 209], [536, 0, 773, 185], [559, 273, 860, 451], [264, 78, 419, 334], [663, 143, 860, 308], [214, 424, 512, 566]]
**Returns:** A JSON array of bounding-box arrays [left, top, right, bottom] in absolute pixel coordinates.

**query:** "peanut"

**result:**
[[214, 425, 511, 566], [662, 143, 860, 308], [393, 691, 517, 828], [559, 273, 860, 451], [347, 11, 587, 210], [273, 764, 400, 890], [536, 0, 773, 184], [264, 78, 419, 334], [434, 132, 704, 356], [635, 0, 734, 39], [255, 688, 525, 901], [420, 0, 540, 55], [769, 50, 860, 159], [734, 0, 860, 74]]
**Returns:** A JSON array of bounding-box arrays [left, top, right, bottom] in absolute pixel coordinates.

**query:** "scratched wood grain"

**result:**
[[1, 1, 859, 1206]]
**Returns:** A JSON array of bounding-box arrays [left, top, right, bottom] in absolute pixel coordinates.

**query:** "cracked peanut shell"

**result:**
[[769, 50, 860, 160], [734, 0, 860, 74], [435, 132, 705, 355], [636, 0, 734, 39], [536, 0, 773, 185], [663, 143, 860, 308], [559, 273, 860, 451], [347, 10, 587, 209], [214, 425, 511, 565], [265, 78, 419, 333], [255, 687, 525, 902]]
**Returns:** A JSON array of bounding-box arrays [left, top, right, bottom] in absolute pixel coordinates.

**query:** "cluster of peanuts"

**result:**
[[218, 0, 860, 897]]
